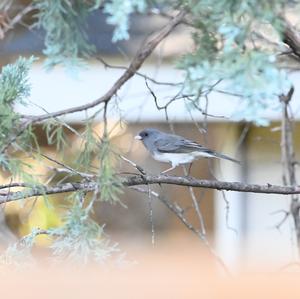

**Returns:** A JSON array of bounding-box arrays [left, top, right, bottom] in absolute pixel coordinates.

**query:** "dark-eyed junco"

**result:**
[[135, 128, 239, 173]]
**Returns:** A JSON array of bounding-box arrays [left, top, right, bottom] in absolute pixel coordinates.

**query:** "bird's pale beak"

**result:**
[[134, 135, 142, 140]]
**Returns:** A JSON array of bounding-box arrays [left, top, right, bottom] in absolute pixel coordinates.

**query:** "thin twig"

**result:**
[[130, 185, 231, 275], [97, 56, 182, 87], [182, 167, 207, 237], [120, 155, 147, 175], [147, 185, 155, 246]]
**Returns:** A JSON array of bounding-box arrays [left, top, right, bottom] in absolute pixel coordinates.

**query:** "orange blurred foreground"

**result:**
[[1, 247, 300, 299]]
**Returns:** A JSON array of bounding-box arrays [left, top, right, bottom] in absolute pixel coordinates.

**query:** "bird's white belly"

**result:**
[[152, 151, 212, 167]]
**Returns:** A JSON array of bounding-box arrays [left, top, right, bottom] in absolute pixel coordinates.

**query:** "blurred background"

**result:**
[[0, 0, 300, 271]]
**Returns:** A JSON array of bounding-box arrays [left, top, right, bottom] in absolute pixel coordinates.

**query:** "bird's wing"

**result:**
[[154, 137, 212, 154]]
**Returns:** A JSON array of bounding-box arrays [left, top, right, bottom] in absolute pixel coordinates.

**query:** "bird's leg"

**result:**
[[161, 165, 176, 174], [187, 163, 193, 176]]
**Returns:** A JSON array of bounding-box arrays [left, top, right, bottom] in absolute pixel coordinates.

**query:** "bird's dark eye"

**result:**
[[144, 133, 148, 137]]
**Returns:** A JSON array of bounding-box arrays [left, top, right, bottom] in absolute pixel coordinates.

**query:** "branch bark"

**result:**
[[283, 20, 300, 60], [1, 176, 300, 204], [125, 175, 300, 195], [0, 4, 34, 39], [280, 87, 300, 254]]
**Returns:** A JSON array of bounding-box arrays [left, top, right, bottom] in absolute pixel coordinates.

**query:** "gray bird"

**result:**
[[135, 128, 239, 174]]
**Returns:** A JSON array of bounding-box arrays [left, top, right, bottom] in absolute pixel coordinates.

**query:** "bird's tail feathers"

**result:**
[[213, 152, 240, 164]]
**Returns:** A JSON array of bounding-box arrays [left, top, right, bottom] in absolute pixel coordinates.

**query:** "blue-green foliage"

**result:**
[[181, 0, 292, 124], [77, 122, 123, 204], [35, 0, 101, 67], [183, 49, 291, 125], [0, 56, 34, 105], [97, 137, 123, 203], [0, 230, 36, 269], [0, 57, 34, 149], [104, 0, 147, 42], [0, 57, 41, 181], [51, 199, 118, 264]]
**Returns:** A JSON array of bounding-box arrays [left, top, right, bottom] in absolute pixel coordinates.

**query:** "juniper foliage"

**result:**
[[35, 0, 101, 67]]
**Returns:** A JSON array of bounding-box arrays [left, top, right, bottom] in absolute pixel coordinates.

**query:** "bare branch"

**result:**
[[283, 19, 300, 60], [1, 175, 300, 204], [97, 56, 182, 87], [0, 182, 28, 190], [0, 4, 34, 39], [0, 181, 97, 204], [47, 166, 96, 179], [125, 176, 300, 195], [181, 167, 207, 237], [280, 86, 300, 254], [120, 155, 147, 175]]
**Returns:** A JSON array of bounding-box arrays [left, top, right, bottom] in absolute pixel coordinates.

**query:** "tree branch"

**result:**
[[280, 86, 300, 254], [0, 4, 34, 39], [1, 175, 300, 204], [282, 19, 300, 60], [96, 56, 182, 87], [125, 175, 300, 195], [0, 182, 97, 204]]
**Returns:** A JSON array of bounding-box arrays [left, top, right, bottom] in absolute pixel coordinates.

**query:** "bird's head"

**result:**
[[134, 128, 160, 141]]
